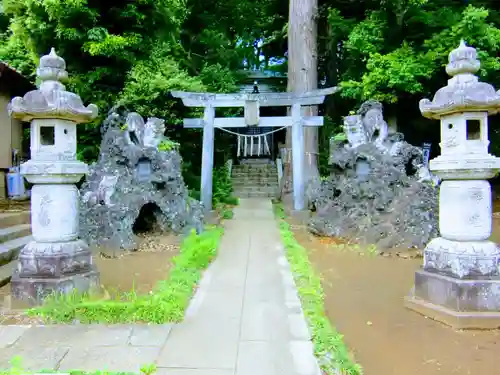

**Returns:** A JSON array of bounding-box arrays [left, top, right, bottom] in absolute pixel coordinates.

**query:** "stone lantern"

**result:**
[[405, 41, 500, 329], [8, 48, 99, 305]]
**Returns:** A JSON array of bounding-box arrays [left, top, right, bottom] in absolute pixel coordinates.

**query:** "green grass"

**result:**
[[215, 202, 236, 220], [273, 203, 363, 375], [28, 225, 225, 324], [1, 356, 157, 375]]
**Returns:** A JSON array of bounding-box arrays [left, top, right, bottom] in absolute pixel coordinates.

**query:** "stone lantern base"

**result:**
[[405, 271, 500, 330], [405, 238, 500, 329], [10, 240, 100, 306]]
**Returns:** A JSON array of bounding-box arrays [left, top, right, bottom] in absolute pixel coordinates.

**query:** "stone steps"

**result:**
[[233, 180, 278, 187], [0, 224, 31, 243], [0, 211, 32, 286], [231, 172, 278, 179], [233, 185, 277, 193], [0, 261, 16, 287], [231, 161, 279, 199], [232, 165, 276, 170], [233, 190, 277, 198], [232, 175, 278, 182], [0, 211, 30, 229], [232, 167, 277, 172], [238, 158, 273, 165]]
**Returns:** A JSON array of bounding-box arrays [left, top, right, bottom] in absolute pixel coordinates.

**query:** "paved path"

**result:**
[[0, 198, 320, 375]]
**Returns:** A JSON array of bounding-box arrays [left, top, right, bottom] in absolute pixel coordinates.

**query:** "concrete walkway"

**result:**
[[0, 199, 320, 375]]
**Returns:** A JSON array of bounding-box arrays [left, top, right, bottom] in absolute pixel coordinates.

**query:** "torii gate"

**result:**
[[171, 87, 338, 212]]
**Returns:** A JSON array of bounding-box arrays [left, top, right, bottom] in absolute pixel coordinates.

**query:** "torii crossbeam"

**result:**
[[171, 87, 339, 212]]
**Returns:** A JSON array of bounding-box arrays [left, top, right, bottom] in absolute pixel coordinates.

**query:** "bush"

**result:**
[[212, 165, 238, 206]]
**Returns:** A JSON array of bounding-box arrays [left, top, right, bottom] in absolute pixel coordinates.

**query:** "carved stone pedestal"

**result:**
[[11, 269, 99, 305], [406, 179, 500, 328], [10, 240, 99, 305]]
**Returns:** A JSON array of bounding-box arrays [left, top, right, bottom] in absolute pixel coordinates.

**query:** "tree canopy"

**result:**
[[1, 0, 500, 174]]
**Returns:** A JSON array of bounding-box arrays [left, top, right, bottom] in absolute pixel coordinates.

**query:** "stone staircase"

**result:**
[[232, 159, 279, 198], [0, 211, 32, 286]]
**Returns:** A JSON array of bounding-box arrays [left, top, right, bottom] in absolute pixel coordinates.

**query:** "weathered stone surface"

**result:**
[[423, 237, 500, 278], [11, 268, 99, 306], [79, 106, 203, 252], [414, 270, 500, 312], [420, 40, 500, 118], [129, 324, 173, 347], [8, 48, 98, 124], [0, 346, 69, 371], [309, 101, 438, 251], [58, 346, 161, 372], [0, 326, 30, 348], [15, 239, 92, 277]]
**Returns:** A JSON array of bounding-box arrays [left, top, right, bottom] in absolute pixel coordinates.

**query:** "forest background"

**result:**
[[1, 0, 499, 196]]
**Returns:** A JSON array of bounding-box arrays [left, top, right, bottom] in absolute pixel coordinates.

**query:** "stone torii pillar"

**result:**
[[8, 48, 100, 305], [172, 87, 338, 213]]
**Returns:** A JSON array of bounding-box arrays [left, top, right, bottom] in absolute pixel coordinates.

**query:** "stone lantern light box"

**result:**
[[32, 119, 77, 161], [440, 111, 488, 156]]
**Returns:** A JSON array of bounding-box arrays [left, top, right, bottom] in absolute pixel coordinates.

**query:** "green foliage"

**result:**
[[158, 139, 180, 152], [212, 165, 238, 206], [1, 0, 191, 162], [0, 32, 36, 78], [334, 4, 500, 103], [198, 63, 240, 93], [345, 13, 386, 57], [341, 43, 435, 103], [6, 0, 500, 187], [318, 116, 345, 177], [273, 204, 362, 375], [28, 226, 224, 323], [119, 43, 206, 123]]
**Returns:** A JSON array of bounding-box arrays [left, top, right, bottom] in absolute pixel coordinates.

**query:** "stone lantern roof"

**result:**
[[419, 40, 500, 119], [8, 48, 98, 123]]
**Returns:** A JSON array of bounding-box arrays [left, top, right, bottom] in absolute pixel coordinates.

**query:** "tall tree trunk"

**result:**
[[281, 0, 319, 208]]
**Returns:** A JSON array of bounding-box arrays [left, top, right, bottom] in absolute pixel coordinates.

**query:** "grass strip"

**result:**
[[28, 225, 224, 323], [273, 203, 363, 375], [1, 356, 157, 375]]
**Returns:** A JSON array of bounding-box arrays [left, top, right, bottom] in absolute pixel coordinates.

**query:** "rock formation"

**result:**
[[79, 106, 203, 253], [309, 100, 439, 251]]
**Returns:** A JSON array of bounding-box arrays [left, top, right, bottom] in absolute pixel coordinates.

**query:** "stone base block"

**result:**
[[404, 295, 500, 330], [424, 237, 500, 278], [405, 269, 500, 329], [11, 266, 100, 306], [16, 239, 94, 278]]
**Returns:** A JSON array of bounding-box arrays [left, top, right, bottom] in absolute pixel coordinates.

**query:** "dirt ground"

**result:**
[[0, 232, 181, 324], [290, 207, 500, 375]]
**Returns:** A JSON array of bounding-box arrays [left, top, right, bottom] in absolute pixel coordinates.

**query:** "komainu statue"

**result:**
[[310, 100, 439, 253], [79, 106, 203, 254]]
